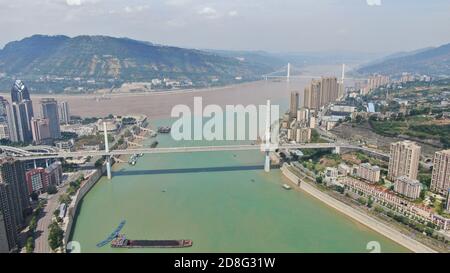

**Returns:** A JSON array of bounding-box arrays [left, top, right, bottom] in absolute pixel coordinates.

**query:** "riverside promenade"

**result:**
[[280, 164, 437, 253]]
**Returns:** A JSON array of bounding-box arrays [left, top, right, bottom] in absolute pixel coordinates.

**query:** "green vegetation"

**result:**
[[46, 185, 57, 195], [60, 132, 78, 140], [310, 129, 327, 143], [0, 35, 274, 92], [369, 115, 450, 148], [315, 176, 323, 184], [66, 176, 84, 196], [61, 159, 79, 173], [26, 200, 47, 253], [48, 221, 64, 251]]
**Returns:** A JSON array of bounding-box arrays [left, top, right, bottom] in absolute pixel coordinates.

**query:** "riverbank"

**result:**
[[280, 164, 436, 253], [64, 164, 106, 250]]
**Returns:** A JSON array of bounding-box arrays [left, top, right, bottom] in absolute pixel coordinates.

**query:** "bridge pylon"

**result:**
[[264, 100, 272, 172], [287, 63, 291, 82], [103, 122, 112, 179]]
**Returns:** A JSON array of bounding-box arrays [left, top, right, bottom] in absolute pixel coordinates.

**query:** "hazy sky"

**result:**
[[0, 0, 449, 53]]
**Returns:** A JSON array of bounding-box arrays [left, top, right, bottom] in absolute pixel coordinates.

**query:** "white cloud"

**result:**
[[124, 5, 149, 13], [366, 0, 382, 6], [66, 0, 82, 6], [228, 10, 238, 17], [165, 0, 191, 7], [198, 7, 219, 19]]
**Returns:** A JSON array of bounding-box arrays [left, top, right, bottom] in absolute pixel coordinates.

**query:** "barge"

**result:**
[[111, 234, 193, 248], [157, 126, 171, 133]]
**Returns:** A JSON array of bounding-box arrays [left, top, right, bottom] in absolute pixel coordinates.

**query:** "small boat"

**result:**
[[282, 184, 292, 190], [162, 189, 167, 193]]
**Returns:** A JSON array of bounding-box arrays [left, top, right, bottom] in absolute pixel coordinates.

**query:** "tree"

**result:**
[[59, 194, 71, 205], [419, 190, 426, 200], [47, 185, 58, 195], [30, 192, 39, 201], [315, 176, 323, 184], [53, 209, 60, 218], [26, 236, 34, 253], [48, 222, 64, 251]]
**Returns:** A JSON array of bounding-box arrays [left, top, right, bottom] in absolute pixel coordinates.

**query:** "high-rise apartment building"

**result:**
[[30, 118, 51, 145], [0, 210, 11, 253], [0, 97, 16, 141], [303, 77, 340, 110], [25, 161, 63, 195], [290, 92, 299, 119], [0, 158, 29, 227], [295, 127, 311, 143], [59, 101, 70, 124], [394, 176, 422, 200], [41, 98, 61, 139], [447, 189, 450, 211], [10, 81, 34, 143], [0, 158, 29, 253], [430, 149, 450, 195], [357, 163, 381, 184], [388, 141, 421, 181]]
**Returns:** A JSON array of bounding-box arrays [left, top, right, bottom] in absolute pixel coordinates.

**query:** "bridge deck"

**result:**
[[9, 143, 388, 161]]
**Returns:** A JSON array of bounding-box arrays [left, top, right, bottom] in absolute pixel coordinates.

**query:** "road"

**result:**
[[12, 143, 389, 160], [34, 173, 79, 253]]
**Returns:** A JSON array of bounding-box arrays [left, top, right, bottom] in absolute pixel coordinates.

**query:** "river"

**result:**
[[67, 66, 407, 252], [69, 120, 408, 253]]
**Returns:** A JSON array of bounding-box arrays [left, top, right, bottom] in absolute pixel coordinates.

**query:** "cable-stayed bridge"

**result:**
[[262, 63, 366, 82]]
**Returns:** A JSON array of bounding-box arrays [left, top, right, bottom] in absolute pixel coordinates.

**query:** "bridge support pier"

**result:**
[[106, 156, 112, 180], [103, 122, 112, 180], [264, 151, 270, 173], [333, 146, 341, 155]]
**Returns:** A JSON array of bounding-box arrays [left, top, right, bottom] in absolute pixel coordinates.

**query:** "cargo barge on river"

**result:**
[[111, 234, 193, 248]]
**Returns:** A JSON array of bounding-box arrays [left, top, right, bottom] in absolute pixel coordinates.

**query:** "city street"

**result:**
[[33, 173, 78, 253]]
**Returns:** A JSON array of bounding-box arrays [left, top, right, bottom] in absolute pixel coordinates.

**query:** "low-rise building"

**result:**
[[338, 163, 352, 176], [61, 124, 97, 137], [394, 176, 421, 200], [55, 139, 75, 152], [324, 167, 339, 185], [97, 119, 120, 133]]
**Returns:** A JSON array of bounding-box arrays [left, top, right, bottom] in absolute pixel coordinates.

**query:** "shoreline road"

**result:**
[[34, 173, 78, 253], [281, 166, 437, 253]]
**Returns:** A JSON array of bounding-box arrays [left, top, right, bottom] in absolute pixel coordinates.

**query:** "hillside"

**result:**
[[0, 35, 277, 92], [357, 43, 450, 77]]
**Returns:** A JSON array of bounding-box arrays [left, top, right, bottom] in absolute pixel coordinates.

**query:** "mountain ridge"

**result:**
[[0, 35, 278, 92], [357, 43, 450, 77]]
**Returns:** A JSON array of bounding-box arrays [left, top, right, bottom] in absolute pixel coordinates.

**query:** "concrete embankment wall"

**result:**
[[280, 164, 436, 253], [64, 164, 106, 247]]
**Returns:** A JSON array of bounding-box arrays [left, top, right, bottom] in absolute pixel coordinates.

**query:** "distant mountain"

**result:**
[[0, 35, 278, 92], [357, 43, 450, 77]]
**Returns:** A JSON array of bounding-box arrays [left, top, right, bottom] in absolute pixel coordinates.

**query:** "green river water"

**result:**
[[70, 117, 408, 253]]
